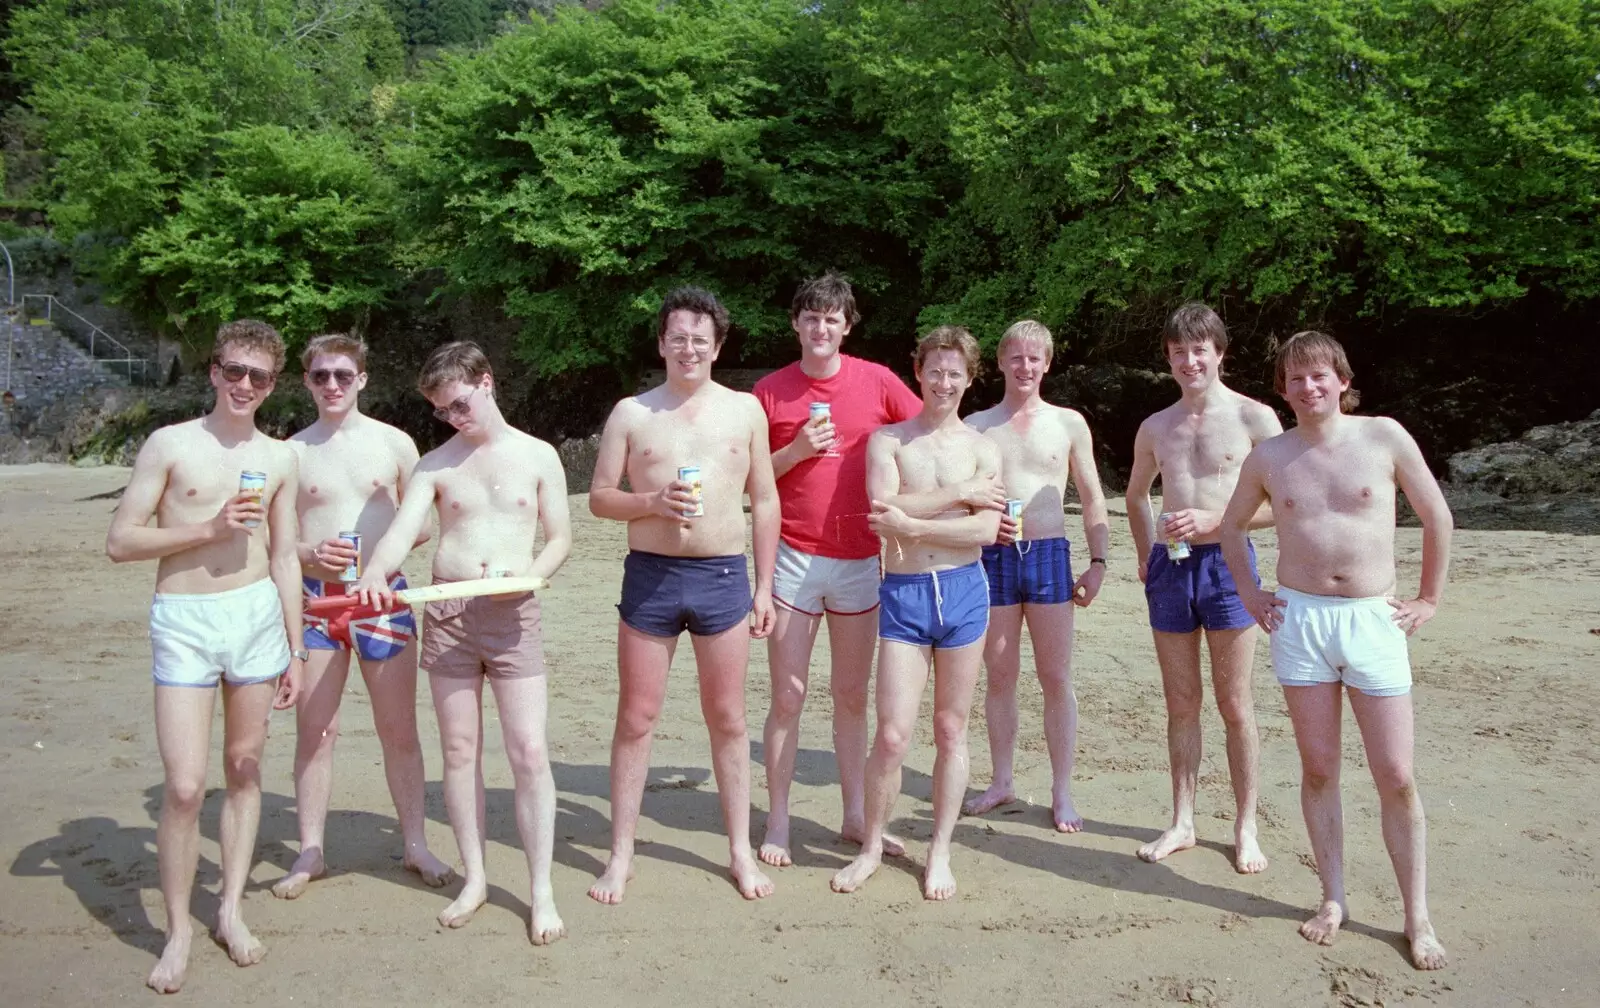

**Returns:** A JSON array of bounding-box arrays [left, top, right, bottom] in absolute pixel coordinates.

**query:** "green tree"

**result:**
[[5, 0, 403, 348], [132, 125, 399, 342], [394, 0, 941, 385], [826, 0, 1600, 355]]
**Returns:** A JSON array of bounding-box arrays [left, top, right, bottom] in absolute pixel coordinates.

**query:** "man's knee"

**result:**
[[830, 674, 868, 717], [703, 698, 748, 741], [1216, 694, 1256, 732], [506, 733, 551, 779], [1301, 757, 1340, 792], [769, 676, 807, 722], [1370, 761, 1418, 803], [873, 722, 914, 764], [222, 748, 262, 789], [932, 709, 970, 752], [439, 731, 478, 771], [163, 776, 207, 817]]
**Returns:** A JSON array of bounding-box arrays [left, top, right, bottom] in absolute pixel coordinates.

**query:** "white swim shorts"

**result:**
[[773, 540, 881, 617], [150, 577, 290, 688], [1270, 586, 1412, 697]]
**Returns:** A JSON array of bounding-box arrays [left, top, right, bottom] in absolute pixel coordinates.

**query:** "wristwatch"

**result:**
[[291, 648, 311, 662], [1090, 557, 1107, 566]]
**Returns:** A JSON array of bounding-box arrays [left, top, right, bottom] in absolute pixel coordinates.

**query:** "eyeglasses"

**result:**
[[310, 368, 358, 388], [664, 335, 714, 352], [215, 360, 276, 390], [432, 385, 482, 422]]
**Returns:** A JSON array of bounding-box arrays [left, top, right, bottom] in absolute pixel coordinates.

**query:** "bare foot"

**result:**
[[830, 850, 882, 894], [1407, 922, 1448, 970], [587, 857, 634, 906], [437, 882, 487, 928], [404, 849, 457, 888], [731, 853, 775, 900], [1298, 900, 1345, 946], [528, 894, 567, 946], [1053, 792, 1084, 833], [213, 911, 266, 967], [146, 930, 191, 994], [758, 820, 793, 867], [961, 782, 1016, 817], [923, 852, 957, 901], [270, 848, 326, 900], [1233, 825, 1269, 874], [1137, 823, 1196, 863], [840, 823, 906, 858]]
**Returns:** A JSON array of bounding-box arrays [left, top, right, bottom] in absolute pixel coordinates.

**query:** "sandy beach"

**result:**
[[0, 462, 1595, 1006]]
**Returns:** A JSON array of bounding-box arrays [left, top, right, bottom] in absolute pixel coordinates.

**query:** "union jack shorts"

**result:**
[[303, 573, 417, 661]]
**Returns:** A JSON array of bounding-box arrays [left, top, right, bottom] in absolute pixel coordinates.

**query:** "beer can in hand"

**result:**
[[1159, 511, 1191, 561], [1005, 498, 1025, 542], [238, 470, 267, 528], [337, 531, 362, 583], [678, 465, 704, 517]]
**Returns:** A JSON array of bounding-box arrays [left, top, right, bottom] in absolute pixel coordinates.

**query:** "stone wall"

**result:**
[[2, 313, 129, 417]]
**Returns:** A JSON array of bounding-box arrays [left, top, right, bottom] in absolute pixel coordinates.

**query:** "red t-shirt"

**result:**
[[754, 355, 923, 560]]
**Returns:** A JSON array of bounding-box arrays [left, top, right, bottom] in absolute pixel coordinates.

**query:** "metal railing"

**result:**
[[18, 293, 150, 385]]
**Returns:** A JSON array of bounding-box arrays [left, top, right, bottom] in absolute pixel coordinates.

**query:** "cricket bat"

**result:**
[[304, 576, 549, 618]]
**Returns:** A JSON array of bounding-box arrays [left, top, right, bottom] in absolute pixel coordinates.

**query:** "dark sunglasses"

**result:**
[[215, 360, 276, 390], [309, 368, 358, 388], [432, 385, 481, 422]]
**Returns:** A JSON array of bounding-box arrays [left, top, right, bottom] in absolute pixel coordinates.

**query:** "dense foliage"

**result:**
[[4, 0, 1596, 449]]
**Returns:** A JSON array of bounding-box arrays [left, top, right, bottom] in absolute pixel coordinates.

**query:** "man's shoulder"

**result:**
[[965, 404, 1003, 431], [1352, 414, 1411, 448], [506, 426, 560, 459], [1043, 402, 1088, 433], [844, 355, 899, 384], [752, 362, 802, 398], [1140, 400, 1185, 431]]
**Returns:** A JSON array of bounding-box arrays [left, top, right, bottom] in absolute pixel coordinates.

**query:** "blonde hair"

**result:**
[[301, 332, 368, 372], [418, 341, 492, 396], [213, 319, 285, 373], [997, 319, 1054, 364], [913, 324, 982, 379], [1274, 330, 1360, 412]]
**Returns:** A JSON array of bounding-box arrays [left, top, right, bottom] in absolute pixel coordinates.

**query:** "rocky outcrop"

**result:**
[[1447, 410, 1600, 497], [1439, 410, 1600, 534]]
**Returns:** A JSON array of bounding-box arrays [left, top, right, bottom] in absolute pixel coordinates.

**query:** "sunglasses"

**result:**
[[215, 360, 276, 390], [309, 368, 358, 388], [432, 385, 482, 423]]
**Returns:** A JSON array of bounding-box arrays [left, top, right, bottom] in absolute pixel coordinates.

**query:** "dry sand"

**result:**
[[0, 463, 1595, 1006]]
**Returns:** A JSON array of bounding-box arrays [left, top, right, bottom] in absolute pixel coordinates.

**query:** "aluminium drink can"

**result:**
[[1159, 512, 1191, 561], [808, 401, 831, 424], [678, 465, 704, 517], [238, 470, 267, 528], [1004, 498, 1025, 541], [337, 531, 362, 583]]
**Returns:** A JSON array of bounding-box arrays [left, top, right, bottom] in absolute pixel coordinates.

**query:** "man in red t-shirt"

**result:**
[[752, 272, 926, 867]]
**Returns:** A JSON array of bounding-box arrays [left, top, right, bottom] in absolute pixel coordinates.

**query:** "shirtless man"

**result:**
[[272, 332, 453, 899], [1125, 303, 1283, 874], [353, 341, 571, 945], [587, 286, 779, 904], [963, 320, 1110, 832], [753, 271, 922, 867], [831, 325, 1002, 901], [105, 320, 303, 993], [1220, 330, 1450, 970]]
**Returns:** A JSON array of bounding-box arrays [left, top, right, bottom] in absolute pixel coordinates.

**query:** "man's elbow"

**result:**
[[105, 534, 129, 564]]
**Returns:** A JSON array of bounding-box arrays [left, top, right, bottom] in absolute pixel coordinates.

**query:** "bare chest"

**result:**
[[436, 453, 542, 521], [630, 411, 749, 483], [988, 416, 1069, 481], [298, 446, 399, 510], [164, 446, 280, 517], [1156, 415, 1253, 483], [1270, 452, 1395, 518], [895, 436, 980, 493]]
